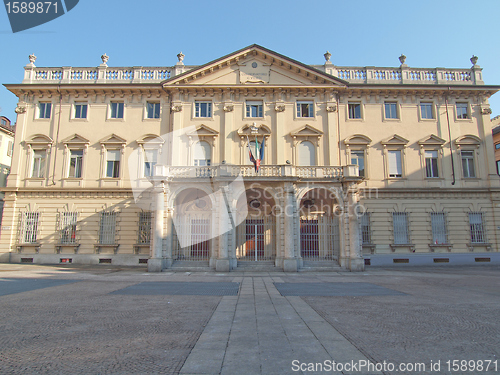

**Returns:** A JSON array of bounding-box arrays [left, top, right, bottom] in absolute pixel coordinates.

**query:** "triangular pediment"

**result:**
[[186, 125, 219, 137], [455, 134, 481, 146], [62, 133, 90, 145], [100, 133, 127, 145], [418, 134, 446, 146], [381, 134, 409, 145], [344, 134, 372, 145], [290, 125, 323, 137], [164, 44, 348, 87]]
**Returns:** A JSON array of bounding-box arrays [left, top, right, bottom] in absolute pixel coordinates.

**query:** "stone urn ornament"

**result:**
[[177, 52, 185, 63], [324, 51, 331, 62], [470, 55, 478, 66], [101, 53, 109, 65], [399, 54, 406, 65], [28, 53, 37, 64]]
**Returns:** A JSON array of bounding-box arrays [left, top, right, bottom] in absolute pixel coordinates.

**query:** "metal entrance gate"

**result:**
[[172, 215, 211, 261], [236, 217, 275, 261], [300, 215, 339, 260]]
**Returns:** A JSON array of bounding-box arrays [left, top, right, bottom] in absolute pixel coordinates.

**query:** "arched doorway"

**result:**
[[298, 188, 340, 262], [172, 188, 212, 262], [235, 187, 277, 262]]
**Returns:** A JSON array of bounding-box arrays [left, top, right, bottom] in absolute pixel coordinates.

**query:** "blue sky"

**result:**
[[1, 0, 500, 123]]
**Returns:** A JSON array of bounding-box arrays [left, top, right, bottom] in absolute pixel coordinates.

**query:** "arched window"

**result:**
[[193, 141, 211, 166], [298, 141, 316, 166]]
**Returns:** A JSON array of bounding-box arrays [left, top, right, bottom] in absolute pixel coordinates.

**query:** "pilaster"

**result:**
[[148, 183, 164, 272]]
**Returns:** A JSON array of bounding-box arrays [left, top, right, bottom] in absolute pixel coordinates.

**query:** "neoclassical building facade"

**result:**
[[1, 45, 499, 271]]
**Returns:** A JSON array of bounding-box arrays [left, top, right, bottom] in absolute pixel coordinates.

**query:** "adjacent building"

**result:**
[[0, 116, 15, 222], [1, 45, 499, 271]]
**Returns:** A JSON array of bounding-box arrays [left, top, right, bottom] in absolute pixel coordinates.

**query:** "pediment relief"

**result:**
[[62, 133, 90, 145], [455, 134, 481, 147], [99, 133, 127, 145], [381, 134, 409, 146], [27, 134, 53, 146], [290, 125, 323, 138], [237, 123, 271, 138], [417, 134, 446, 146], [344, 134, 372, 146], [163, 44, 347, 87]]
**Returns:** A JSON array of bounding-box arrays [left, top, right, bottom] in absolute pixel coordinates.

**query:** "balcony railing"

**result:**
[[23, 64, 483, 85], [156, 165, 350, 179]]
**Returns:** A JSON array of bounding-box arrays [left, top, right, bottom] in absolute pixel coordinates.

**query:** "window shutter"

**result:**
[[388, 150, 402, 176]]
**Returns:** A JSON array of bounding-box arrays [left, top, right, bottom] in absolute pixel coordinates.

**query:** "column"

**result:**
[[148, 183, 164, 272], [347, 189, 364, 271], [216, 183, 231, 272], [283, 182, 298, 272]]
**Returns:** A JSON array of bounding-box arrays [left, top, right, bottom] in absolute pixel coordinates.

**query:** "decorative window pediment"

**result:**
[[455, 134, 481, 148], [237, 123, 271, 138], [344, 134, 372, 146], [99, 134, 127, 146], [62, 133, 90, 146], [137, 134, 164, 147], [381, 134, 409, 146], [417, 134, 446, 146], [187, 125, 219, 139], [26, 134, 53, 147], [290, 124, 323, 138]]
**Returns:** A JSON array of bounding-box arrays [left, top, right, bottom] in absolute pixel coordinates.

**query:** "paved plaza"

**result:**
[[0, 264, 499, 374]]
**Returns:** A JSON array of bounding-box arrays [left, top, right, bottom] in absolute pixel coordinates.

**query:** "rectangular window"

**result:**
[[99, 212, 116, 245], [20, 212, 39, 244], [456, 102, 469, 119], [384, 102, 398, 119], [348, 103, 361, 119], [461, 151, 475, 178], [0, 119, 6, 126], [497, 160, 500, 175], [393, 212, 409, 244], [388, 150, 402, 178], [351, 150, 365, 177], [469, 212, 486, 243], [74, 103, 88, 119], [32, 150, 46, 178], [7, 141, 13, 157], [431, 212, 448, 244], [296, 101, 314, 118], [496, 143, 500, 150], [68, 150, 83, 178], [195, 101, 212, 118], [147, 102, 160, 119], [425, 150, 439, 178], [420, 103, 434, 119], [138, 212, 152, 244], [359, 212, 371, 245], [144, 149, 157, 177], [110, 102, 124, 119], [38, 102, 51, 119], [246, 101, 263, 118], [60, 212, 78, 244], [106, 150, 120, 178]]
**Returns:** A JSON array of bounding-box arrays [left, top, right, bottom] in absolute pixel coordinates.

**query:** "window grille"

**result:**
[[60, 212, 78, 244], [20, 212, 39, 243], [359, 212, 371, 245], [393, 212, 409, 244], [469, 212, 486, 243], [99, 212, 116, 245], [138, 212, 152, 244], [431, 212, 448, 244]]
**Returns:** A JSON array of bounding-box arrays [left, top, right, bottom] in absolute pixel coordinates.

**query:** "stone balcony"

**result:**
[[153, 164, 360, 181]]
